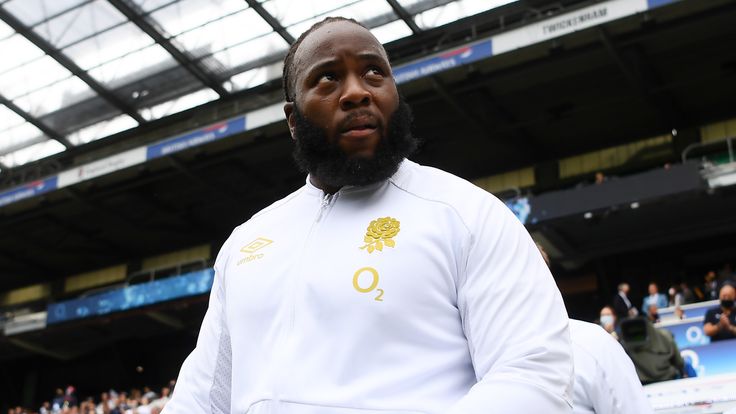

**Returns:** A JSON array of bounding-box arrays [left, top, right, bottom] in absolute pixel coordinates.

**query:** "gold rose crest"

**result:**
[[360, 217, 400, 253]]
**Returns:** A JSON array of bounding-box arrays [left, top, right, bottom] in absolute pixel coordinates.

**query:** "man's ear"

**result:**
[[284, 102, 296, 140]]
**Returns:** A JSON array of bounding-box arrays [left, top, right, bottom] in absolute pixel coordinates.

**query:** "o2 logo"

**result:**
[[352, 267, 384, 301]]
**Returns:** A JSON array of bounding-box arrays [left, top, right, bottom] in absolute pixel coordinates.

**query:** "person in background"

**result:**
[[642, 282, 668, 311], [620, 317, 684, 384], [598, 306, 618, 339], [535, 244, 652, 413], [569, 320, 654, 414], [646, 304, 660, 323], [680, 282, 695, 304], [703, 283, 736, 341], [668, 285, 684, 307], [701, 271, 719, 301], [613, 283, 638, 323], [674, 306, 686, 320]]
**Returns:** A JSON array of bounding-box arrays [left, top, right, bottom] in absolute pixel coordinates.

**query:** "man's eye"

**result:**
[[318, 73, 337, 83], [366, 67, 384, 77]]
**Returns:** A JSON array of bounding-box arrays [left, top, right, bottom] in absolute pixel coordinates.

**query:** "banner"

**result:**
[[146, 116, 246, 160], [0, 176, 58, 207], [46, 269, 214, 325]]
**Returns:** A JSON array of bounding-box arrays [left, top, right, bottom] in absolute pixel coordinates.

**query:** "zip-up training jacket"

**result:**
[[163, 159, 574, 414]]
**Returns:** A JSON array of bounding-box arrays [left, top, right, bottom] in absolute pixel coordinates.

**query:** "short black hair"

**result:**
[[282, 16, 368, 102]]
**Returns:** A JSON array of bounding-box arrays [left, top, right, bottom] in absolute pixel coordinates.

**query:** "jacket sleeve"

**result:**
[[446, 198, 574, 413], [589, 327, 654, 414], [163, 236, 234, 414]]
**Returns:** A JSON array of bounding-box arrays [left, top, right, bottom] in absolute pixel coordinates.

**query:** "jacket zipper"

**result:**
[[275, 191, 337, 407]]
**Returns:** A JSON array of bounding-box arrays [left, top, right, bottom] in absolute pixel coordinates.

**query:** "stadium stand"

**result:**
[[2, 0, 736, 412]]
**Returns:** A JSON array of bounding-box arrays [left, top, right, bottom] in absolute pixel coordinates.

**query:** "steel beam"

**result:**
[[244, 0, 295, 45], [107, 0, 229, 97], [0, 7, 145, 124], [0, 93, 72, 148], [385, 0, 421, 34]]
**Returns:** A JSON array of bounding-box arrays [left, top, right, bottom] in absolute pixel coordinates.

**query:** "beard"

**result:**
[[291, 97, 418, 189]]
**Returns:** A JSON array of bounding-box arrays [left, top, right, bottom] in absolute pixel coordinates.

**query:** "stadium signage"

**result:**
[[46, 269, 215, 325], [146, 116, 247, 160]]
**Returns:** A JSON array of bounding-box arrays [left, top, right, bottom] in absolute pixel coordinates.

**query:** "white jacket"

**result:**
[[570, 320, 654, 414], [164, 160, 573, 414]]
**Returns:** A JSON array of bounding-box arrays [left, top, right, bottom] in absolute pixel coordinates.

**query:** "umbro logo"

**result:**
[[237, 237, 273, 265]]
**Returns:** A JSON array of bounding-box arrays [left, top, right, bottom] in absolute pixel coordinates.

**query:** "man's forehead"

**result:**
[[294, 21, 388, 68]]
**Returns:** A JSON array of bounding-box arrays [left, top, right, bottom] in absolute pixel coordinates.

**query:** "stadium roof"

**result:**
[[0, 0, 515, 171]]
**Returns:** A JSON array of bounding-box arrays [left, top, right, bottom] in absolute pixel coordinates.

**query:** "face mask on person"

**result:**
[[600, 315, 614, 327], [722, 299, 735, 309]]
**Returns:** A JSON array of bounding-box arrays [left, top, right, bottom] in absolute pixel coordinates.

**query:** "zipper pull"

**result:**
[[316, 193, 332, 222]]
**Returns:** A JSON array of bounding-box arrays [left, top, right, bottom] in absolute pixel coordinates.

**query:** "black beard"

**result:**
[[291, 97, 418, 189]]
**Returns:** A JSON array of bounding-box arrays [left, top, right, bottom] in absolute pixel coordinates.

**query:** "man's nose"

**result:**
[[339, 75, 371, 110]]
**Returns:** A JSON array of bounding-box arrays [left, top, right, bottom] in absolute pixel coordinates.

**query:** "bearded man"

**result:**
[[164, 17, 573, 414]]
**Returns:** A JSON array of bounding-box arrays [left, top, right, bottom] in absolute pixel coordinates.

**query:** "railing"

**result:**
[[682, 136, 735, 164], [126, 259, 209, 285]]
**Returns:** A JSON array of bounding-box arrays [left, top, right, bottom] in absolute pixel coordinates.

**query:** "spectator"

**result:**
[[680, 282, 695, 304], [674, 306, 686, 320], [598, 306, 618, 339], [642, 282, 668, 311], [667, 285, 684, 307], [703, 283, 736, 342], [39, 402, 51, 414], [51, 388, 65, 412], [569, 320, 654, 414], [594, 171, 607, 185], [646, 304, 660, 323], [620, 317, 684, 384], [613, 282, 638, 322], [149, 387, 170, 411], [701, 271, 719, 301]]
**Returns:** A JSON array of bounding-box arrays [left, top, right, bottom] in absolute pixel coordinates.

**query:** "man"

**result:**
[[535, 245, 650, 413], [612, 283, 637, 322], [620, 318, 684, 384], [642, 282, 667, 312], [646, 304, 660, 323], [569, 320, 653, 414], [703, 283, 736, 341], [164, 17, 573, 413]]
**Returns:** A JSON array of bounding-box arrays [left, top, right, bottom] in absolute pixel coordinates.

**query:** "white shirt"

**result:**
[[570, 320, 654, 414], [164, 160, 573, 414]]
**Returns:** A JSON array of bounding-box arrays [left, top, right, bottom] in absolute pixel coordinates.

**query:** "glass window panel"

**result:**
[[229, 61, 283, 92], [12, 76, 94, 117], [2, 0, 88, 27], [87, 44, 174, 87], [0, 104, 26, 129], [285, 0, 394, 39], [0, 55, 71, 99], [140, 88, 218, 121], [0, 19, 13, 40], [0, 139, 65, 168], [208, 32, 288, 70], [0, 34, 45, 74], [413, 0, 513, 30], [63, 22, 155, 70], [174, 8, 271, 57], [130, 0, 179, 13], [0, 122, 46, 154], [150, 0, 246, 36], [32, 0, 127, 49], [263, 0, 357, 28], [371, 20, 413, 44], [67, 114, 138, 145]]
